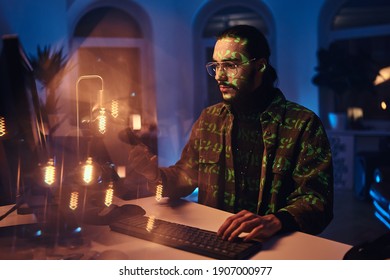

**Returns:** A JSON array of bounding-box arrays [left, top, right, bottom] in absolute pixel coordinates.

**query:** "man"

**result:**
[[127, 25, 333, 241]]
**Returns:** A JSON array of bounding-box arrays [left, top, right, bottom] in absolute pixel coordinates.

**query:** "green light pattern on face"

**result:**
[[216, 37, 250, 62], [216, 49, 249, 63], [217, 50, 231, 60], [220, 37, 233, 43], [239, 53, 249, 62], [221, 36, 248, 46], [213, 36, 256, 93], [228, 73, 249, 88]]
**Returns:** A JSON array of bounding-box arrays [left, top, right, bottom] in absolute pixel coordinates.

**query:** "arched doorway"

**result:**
[[69, 5, 156, 197]]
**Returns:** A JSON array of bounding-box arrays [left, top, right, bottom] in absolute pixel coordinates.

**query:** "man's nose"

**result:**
[[215, 68, 227, 81]]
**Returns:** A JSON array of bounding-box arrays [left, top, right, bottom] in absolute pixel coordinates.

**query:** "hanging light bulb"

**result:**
[[381, 101, 387, 110], [374, 66, 390, 86], [146, 215, 156, 232], [97, 107, 107, 134], [0, 116, 6, 137], [111, 99, 119, 119], [104, 181, 114, 207], [76, 157, 102, 186], [43, 158, 56, 186], [82, 157, 94, 184], [155, 184, 163, 202], [69, 191, 79, 210]]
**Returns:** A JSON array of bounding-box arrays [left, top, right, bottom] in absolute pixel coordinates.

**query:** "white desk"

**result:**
[[0, 196, 352, 260], [0, 204, 37, 228], [83, 196, 352, 260]]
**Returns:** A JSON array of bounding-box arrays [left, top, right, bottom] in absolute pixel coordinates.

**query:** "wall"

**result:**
[[262, 0, 325, 113], [0, 0, 328, 166], [0, 0, 68, 53]]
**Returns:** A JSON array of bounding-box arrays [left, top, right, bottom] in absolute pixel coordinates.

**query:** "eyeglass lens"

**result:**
[[206, 62, 237, 77]]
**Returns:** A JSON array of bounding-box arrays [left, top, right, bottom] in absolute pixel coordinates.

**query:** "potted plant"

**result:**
[[312, 44, 378, 129], [29, 45, 69, 134]]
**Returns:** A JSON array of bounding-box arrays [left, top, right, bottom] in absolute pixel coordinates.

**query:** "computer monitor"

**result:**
[[0, 35, 46, 206]]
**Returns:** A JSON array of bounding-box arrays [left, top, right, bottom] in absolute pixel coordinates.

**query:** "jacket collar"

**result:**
[[261, 88, 286, 125], [218, 88, 286, 125]]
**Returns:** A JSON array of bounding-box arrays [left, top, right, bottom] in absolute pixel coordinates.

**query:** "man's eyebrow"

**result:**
[[212, 58, 239, 62]]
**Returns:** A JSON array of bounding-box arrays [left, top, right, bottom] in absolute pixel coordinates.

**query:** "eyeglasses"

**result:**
[[205, 58, 257, 77]]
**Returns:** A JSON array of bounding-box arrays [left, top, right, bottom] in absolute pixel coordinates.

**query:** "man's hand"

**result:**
[[127, 144, 159, 182], [120, 128, 160, 182], [217, 210, 282, 241]]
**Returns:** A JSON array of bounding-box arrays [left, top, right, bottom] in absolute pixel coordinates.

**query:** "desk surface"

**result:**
[[0, 204, 37, 228], [86, 196, 352, 260], [0, 196, 352, 260]]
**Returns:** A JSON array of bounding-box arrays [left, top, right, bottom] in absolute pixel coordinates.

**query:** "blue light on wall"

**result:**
[[374, 168, 382, 183]]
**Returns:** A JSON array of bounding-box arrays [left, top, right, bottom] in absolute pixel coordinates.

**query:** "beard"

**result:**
[[220, 84, 239, 104], [220, 69, 259, 107]]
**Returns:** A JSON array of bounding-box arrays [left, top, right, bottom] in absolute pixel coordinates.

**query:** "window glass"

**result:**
[[332, 0, 390, 30], [72, 6, 157, 186], [323, 0, 390, 122]]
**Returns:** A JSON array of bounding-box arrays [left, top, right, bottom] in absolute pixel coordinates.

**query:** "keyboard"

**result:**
[[109, 215, 262, 260]]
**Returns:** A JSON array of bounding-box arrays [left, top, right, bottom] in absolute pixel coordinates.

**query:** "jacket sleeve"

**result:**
[[278, 115, 334, 235], [157, 117, 202, 199]]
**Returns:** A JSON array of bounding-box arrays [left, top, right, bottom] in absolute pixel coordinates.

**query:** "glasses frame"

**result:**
[[205, 58, 257, 77]]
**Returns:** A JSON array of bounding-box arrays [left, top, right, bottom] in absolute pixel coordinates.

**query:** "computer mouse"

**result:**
[[83, 204, 146, 225], [118, 204, 146, 217]]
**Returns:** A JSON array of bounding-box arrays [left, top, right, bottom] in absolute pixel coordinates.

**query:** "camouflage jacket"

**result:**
[[160, 89, 333, 235]]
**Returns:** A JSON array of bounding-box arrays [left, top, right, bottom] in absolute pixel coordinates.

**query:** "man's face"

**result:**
[[212, 36, 262, 103]]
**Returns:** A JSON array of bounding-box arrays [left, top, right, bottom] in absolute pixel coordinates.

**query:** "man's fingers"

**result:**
[[218, 210, 256, 240], [226, 217, 259, 241], [217, 210, 247, 236], [243, 225, 265, 241], [217, 212, 283, 242]]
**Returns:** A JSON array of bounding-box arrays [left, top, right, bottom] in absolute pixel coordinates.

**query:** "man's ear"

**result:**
[[256, 58, 267, 72]]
